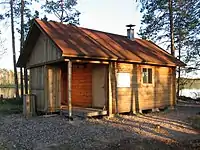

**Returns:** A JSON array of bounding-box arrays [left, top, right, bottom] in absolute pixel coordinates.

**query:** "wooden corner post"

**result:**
[[170, 67, 176, 109], [68, 60, 73, 120], [114, 62, 119, 114], [172, 67, 176, 106], [108, 62, 113, 116]]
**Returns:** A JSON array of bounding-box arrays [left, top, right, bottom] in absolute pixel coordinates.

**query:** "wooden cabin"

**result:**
[[17, 19, 185, 116]]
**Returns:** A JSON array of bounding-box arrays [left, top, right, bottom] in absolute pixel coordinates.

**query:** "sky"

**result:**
[[0, 0, 142, 70]]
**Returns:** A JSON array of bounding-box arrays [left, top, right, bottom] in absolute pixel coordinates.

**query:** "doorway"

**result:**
[[92, 65, 108, 108]]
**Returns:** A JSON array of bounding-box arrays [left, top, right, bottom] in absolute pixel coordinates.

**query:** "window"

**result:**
[[142, 68, 152, 84]]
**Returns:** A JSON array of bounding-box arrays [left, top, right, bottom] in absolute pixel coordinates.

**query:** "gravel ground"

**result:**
[[0, 102, 200, 150]]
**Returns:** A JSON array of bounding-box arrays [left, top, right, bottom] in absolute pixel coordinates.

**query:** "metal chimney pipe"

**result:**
[[126, 24, 136, 40]]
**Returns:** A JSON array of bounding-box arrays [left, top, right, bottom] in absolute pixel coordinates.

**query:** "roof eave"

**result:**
[[62, 54, 179, 67]]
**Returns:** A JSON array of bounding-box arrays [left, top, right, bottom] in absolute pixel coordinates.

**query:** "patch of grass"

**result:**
[[0, 98, 22, 115], [188, 115, 200, 129], [0, 98, 23, 105]]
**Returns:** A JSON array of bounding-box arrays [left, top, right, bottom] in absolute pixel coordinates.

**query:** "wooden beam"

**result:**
[[172, 67, 176, 106], [131, 64, 138, 114], [62, 54, 180, 67], [62, 54, 118, 61], [68, 60, 73, 120], [108, 63, 113, 116], [114, 62, 119, 114], [44, 65, 48, 112], [27, 58, 65, 69], [64, 59, 109, 64]]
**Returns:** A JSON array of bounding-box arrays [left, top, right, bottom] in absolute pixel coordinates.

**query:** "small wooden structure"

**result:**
[[17, 19, 185, 117], [23, 94, 36, 117]]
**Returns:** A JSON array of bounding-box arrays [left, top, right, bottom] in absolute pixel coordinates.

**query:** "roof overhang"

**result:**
[[17, 19, 186, 68]]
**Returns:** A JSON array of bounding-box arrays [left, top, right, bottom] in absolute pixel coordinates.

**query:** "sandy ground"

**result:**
[[0, 102, 199, 150]]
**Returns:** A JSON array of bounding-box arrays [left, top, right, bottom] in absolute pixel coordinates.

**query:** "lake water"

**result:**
[[0, 88, 21, 98], [180, 89, 200, 99]]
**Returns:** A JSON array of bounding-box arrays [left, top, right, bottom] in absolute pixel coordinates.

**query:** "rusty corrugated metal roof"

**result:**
[[17, 19, 185, 67]]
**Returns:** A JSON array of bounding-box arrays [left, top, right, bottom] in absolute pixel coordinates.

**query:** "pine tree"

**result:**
[[20, 0, 24, 96], [41, 0, 80, 24], [16, 1, 41, 95], [10, 0, 20, 98], [138, 0, 200, 54], [0, 0, 39, 97], [138, 0, 200, 96], [168, 0, 175, 56]]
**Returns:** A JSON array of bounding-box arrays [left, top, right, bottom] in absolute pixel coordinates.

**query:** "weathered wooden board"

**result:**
[[45, 65, 61, 113], [29, 66, 45, 112], [27, 34, 62, 67]]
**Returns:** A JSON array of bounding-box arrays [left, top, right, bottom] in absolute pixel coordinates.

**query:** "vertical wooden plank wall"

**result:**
[[27, 34, 62, 67], [29, 66, 45, 112], [28, 32, 63, 113], [45, 65, 61, 113]]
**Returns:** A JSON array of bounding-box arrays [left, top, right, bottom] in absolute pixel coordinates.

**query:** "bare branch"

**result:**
[[53, 10, 61, 19], [0, 2, 9, 5], [0, 35, 7, 59]]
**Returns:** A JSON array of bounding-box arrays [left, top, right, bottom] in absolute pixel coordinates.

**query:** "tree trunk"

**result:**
[[177, 27, 181, 97], [177, 50, 181, 97], [10, 0, 19, 98], [168, 0, 176, 104], [176, 1, 182, 98], [20, 0, 28, 94], [168, 0, 175, 56], [20, 0, 24, 96], [60, 0, 64, 23]]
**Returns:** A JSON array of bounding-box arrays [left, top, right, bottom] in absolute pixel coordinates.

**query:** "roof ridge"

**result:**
[[37, 19, 132, 39], [36, 19, 143, 43], [79, 27, 128, 38]]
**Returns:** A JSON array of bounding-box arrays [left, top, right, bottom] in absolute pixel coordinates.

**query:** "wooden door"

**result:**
[[46, 65, 61, 112], [92, 65, 107, 108]]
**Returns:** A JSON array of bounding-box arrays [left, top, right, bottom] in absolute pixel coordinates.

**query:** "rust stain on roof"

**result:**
[[17, 19, 185, 67]]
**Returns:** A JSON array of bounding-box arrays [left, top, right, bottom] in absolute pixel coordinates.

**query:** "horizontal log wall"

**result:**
[[137, 65, 173, 110], [112, 63, 174, 113], [117, 63, 134, 113]]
